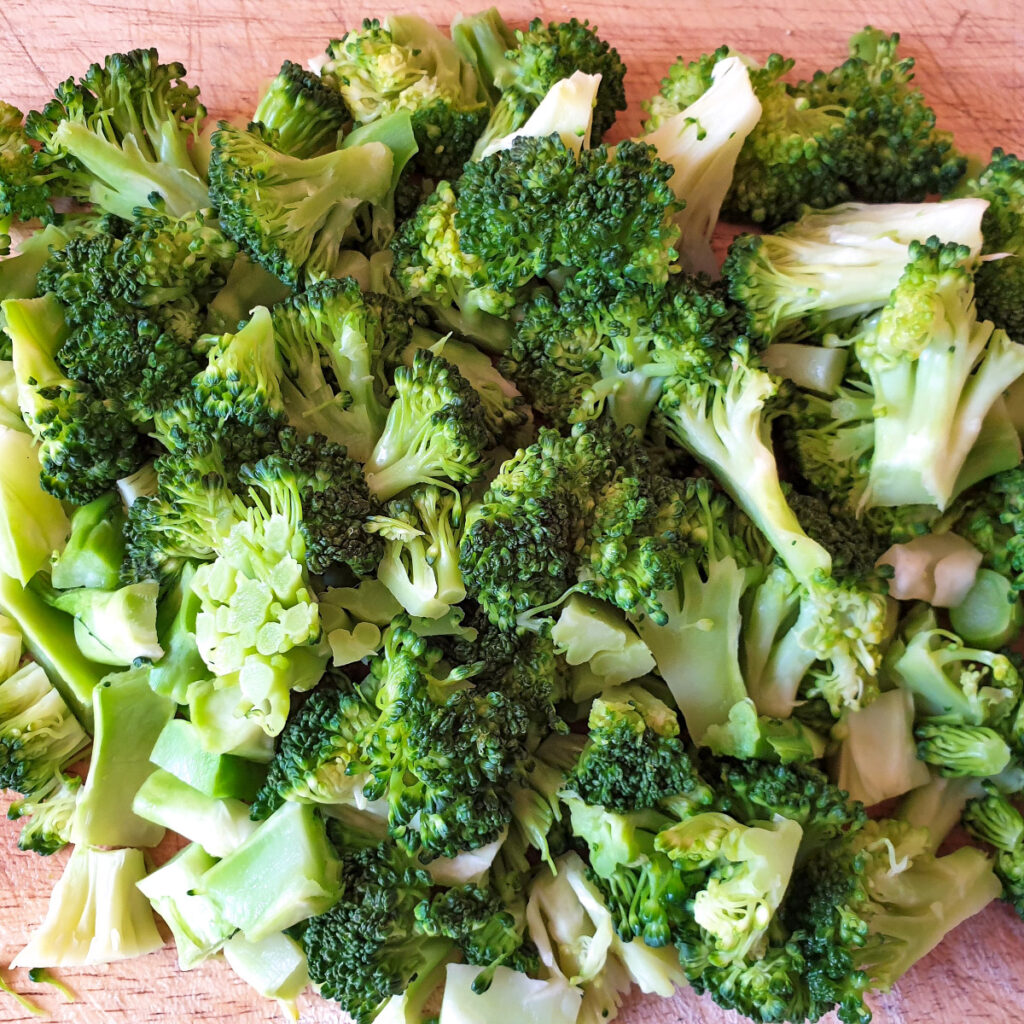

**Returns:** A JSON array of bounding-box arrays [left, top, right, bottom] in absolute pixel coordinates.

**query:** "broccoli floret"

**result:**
[[208, 121, 395, 286], [4, 294, 147, 504], [302, 839, 449, 1024], [363, 347, 494, 500], [366, 485, 466, 619], [647, 47, 857, 228], [796, 28, 966, 203], [249, 673, 376, 821], [0, 662, 89, 798], [7, 771, 82, 856], [38, 209, 236, 421], [390, 179, 517, 353], [963, 786, 1024, 917], [25, 48, 208, 220], [456, 135, 681, 296], [0, 101, 62, 233], [955, 148, 1024, 337], [853, 238, 1024, 510], [271, 277, 393, 463], [252, 60, 349, 159], [241, 428, 383, 577], [323, 16, 487, 179], [568, 684, 707, 812], [723, 199, 987, 342], [452, 13, 626, 157]]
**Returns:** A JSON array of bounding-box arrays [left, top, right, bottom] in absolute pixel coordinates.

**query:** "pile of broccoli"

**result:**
[[0, 10, 1022, 1024]]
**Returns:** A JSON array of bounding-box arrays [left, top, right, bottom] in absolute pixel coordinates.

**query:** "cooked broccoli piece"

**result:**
[[302, 839, 449, 1024], [723, 199, 986, 342], [0, 662, 89, 799], [963, 786, 1024, 917], [452, 12, 626, 157], [252, 60, 349, 158], [456, 135, 680, 296], [241, 428, 384, 576], [37, 209, 236, 422], [366, 485, 466, 619], [7, 771, 81, 855], [4, 294, 148, 504], [796, 28, 966, 204], [25, 48, 208, 220], [852, 238, 1024, 510], [271, 276, 394, 463], [322, 15, 487, 178], [50, 493, 127, 591], [568, 684, 708, 813], [11, 846, 163, 968], [363, 347, 494, 500], [249, 672, 376, 821], [0, 102, 63, 234], [638, 54, 761, 273], [205, 253, 292, 334], [208, 121, 395, 286], [955, 148, 1024, 337]]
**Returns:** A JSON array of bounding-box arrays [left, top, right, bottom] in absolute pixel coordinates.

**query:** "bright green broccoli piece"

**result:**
[[0, 662, 89, 798], [208, 121, 394, 286], [0, 102, 63, 234], [452, 12, 626, 157], [50, 493, 126, 591], [363, 346, 494, 500], [25, 48, 209, 220], [252, 60, 349, 158], [323, 15, 487, 179], [963, 786, 1024, 917], [853, 238, 1024, 510], [249, 672, 376, 820], [271, 276, 394, 463], [5, 294, 148, 504]]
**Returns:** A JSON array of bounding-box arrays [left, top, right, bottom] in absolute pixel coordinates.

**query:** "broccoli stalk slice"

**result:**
[[640, 55, 761, 274], [222, 932, 311, 1019], [635, 556, 753, 743], [69, 665, 174, 848], [50, 493, 126, 591], [12, 846, 163, 968], [150, 718, 265, 802]]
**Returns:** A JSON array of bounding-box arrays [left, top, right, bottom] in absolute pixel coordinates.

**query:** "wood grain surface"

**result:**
[[1, 2, 1023, 1023]]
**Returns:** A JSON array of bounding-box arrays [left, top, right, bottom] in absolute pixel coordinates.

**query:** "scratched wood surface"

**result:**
[[0, 1, 1023, 1022]]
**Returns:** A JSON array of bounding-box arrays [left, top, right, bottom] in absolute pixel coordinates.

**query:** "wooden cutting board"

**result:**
[[0, 1, 1022, 1022]]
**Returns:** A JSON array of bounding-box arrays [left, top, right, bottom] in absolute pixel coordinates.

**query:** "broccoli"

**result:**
[[271, 277, 394, 463], [240, 428, 384, 576], [0, 102, 63, 236], [12, 846, 163, 968], [301, 839, 450, 1024], [208, 121, 396, 286], [24, 48, 209, 220], [37, 209, 236, 422], [363, 347, 494, 500], [955, 148, 1024, 337], [4, 294, 148, 504], [451, 12, 626, 157], [852, 238, 1024, 510], [366, 485, 466, 619], [322, 15, 487, 178], [963, 786, 1024, 917], [7, 771, 81, 855], [252, 60, 349, 159], [249, 672, 376, 820], [638, 54, 761, 273], [0, 662, 89, 800], [50, 493, 127, 591], [723, 199, 987, 343]]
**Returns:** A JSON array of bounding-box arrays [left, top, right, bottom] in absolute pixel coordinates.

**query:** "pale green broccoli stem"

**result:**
[[50, 494, 125, 591], [865, 321, 1024, 510], [641, 55, 761, 274], [949, 569, 1024, 650], [51, 120, 207, 219], [150, 718, 266, 801], [900, 773, 986, 853], [0, 361, 25, 433], [222, 932, 311, 1020], [197, 801, 341, 942], [702, 698, 826, 764], [635, 557, 751, 742], [132, 769, 258, 857], [136, 843, 233, 970], [12, 846, 163, 968], [70, 665, 175, 848], [0, 612, 20, 680]]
